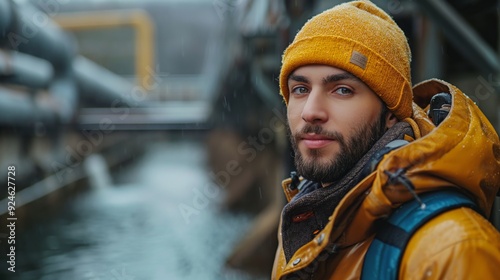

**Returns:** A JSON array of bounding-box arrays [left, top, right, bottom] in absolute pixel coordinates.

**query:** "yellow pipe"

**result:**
[[53, 10, 155, 90]]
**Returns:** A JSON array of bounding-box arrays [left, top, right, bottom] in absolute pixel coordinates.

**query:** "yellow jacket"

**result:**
[[272, 79, 500, 279]]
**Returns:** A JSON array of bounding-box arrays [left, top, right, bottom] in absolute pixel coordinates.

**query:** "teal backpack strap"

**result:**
[[361, 190, 479, 280]]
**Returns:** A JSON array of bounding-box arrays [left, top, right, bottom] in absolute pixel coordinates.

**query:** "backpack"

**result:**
[[360, 190, 480, 280], [360, 91, 489, 279]]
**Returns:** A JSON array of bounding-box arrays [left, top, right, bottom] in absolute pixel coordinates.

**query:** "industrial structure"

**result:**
[[0, 0, 498, 279]]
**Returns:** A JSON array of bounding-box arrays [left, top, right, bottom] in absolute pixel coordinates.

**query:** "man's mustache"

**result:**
[[295, 125, 343, 141]]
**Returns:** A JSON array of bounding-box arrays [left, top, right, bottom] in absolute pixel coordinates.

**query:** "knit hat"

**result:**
[[279, 0, 413, 120]]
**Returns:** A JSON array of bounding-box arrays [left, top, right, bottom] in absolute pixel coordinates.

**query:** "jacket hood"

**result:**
[[338, 79, 500, 246], [384, 79, 499, 214]]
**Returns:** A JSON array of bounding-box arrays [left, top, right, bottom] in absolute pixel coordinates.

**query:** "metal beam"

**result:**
[[416, 0, 500, 75]]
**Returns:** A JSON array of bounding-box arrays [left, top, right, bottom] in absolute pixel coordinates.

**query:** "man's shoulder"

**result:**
[[413, 207, 500, 243], [399, 207, 500, 278]]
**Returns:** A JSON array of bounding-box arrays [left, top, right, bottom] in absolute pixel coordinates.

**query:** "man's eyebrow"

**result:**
[[288, 74, 309, 84], [323, 72, 362, 84]]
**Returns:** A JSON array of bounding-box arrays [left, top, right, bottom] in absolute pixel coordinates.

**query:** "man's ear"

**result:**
[[385, 111, 398, 130]]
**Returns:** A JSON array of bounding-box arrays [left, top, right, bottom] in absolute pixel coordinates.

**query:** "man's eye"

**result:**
[[291, 86, 308, 95], [335, 87, 353, 96]]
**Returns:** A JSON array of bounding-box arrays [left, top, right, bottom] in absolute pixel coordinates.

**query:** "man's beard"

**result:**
[[289, 112, 387, 183]]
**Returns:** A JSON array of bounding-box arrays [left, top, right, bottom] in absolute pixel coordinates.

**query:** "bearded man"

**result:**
[[272, 1, 500, 279]]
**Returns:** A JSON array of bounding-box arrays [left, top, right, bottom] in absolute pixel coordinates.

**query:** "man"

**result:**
[[272, 1, 500, 279]]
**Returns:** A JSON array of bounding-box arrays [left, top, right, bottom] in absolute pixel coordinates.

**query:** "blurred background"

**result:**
[[0, 0, 498, 279]]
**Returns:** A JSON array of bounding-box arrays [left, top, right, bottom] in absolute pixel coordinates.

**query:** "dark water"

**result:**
[[4, 139, 265, 280]]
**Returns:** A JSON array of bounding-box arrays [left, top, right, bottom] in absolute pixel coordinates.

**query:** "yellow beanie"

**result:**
[[279, 0, 413, 120]]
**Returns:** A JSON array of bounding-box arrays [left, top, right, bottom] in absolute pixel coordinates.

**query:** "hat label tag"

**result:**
[[350, 51, 367, 69]]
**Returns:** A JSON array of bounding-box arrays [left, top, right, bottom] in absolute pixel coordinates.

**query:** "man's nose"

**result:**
[[301, 91, 328, 124]]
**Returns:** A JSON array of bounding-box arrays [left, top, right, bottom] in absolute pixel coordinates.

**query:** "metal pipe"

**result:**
[[2, 4, 76, 74], [0, 49, 54, 89], [0, 0, 14, 45], [73, 56, 135, 107], [0, 87, 58, 129], [0, 2, 79, 124], [416, 0, 500, 75]]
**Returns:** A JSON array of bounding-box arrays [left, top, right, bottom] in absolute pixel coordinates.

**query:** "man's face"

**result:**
[[287, 65, 391, 183]]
